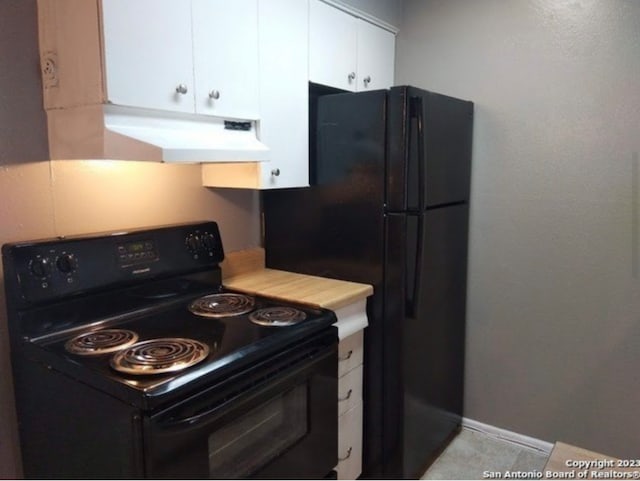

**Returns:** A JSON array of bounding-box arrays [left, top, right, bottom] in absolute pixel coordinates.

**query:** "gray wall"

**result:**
[[396, 0, 640, 457]]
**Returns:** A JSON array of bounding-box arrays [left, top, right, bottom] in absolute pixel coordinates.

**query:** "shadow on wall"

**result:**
[[0, 0, 49, 165]]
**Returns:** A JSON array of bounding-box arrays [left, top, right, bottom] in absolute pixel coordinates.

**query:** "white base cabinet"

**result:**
[[333, 300, 368, 480], [337, 403, 364, 480]]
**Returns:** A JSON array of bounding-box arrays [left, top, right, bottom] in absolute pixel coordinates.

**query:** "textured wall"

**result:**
[[396, 0, 640, 457], [0, 2, 260, 477]]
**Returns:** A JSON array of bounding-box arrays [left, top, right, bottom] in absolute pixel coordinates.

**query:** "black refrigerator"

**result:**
[[262, 85, 473, 479]]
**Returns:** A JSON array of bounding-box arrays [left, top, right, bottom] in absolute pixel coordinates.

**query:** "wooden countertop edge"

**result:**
[[221, 248, 373, 310], [224, 268, 374, 311]]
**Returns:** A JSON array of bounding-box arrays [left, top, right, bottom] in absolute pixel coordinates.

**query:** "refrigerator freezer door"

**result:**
[[387, 86, 474, 212]]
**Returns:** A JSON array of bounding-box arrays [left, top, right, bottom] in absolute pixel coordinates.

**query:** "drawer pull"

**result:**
[[339, 350, 353, 362], [338, 389, 353, 402], [338, 447, 353, 462]]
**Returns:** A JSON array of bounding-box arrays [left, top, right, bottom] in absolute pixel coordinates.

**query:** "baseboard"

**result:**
[[462, 418, 554, 455]]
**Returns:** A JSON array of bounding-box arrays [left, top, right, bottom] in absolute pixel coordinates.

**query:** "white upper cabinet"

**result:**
[[192, 0, 260, 120], [257, 0, 309, 188], [356, 19, 396, 92], [102, 0, 195, 113], [201, 0, 310, 189], [309, 0, 358, 92], [309, 0, 396, 92], [101, 0, 259, 119]]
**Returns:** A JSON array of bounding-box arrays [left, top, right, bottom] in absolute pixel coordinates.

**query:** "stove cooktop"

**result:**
[[29, 286, 335, 407]]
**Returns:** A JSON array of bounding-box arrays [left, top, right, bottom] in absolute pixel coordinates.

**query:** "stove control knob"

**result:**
[[30, 257, 52, 278], [56, 254, 77, 274], [186, 234, 201, 252], [202, 233, 215, 250]]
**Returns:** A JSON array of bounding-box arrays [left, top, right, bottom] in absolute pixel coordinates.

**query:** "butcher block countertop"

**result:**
[[221, 248, 373, 310]]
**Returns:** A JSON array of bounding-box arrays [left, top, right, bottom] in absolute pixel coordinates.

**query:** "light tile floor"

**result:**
[[421, 428, 549, 480]]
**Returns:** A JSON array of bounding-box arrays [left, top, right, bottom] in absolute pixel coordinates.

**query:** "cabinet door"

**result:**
[[309, 0, 358, 92], [258, 0, 309, 188], [356, 19, 395, 91], [192, 0, 260, 119], [101, 0, 195, 113]]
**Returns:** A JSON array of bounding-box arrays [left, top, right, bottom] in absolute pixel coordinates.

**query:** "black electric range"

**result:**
[[2, 221, 338, 479]]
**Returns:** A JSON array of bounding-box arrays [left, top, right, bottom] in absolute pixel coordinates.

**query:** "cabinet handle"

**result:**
[[338, 447, 353, 462], [348, 72, 356, 82], [338, 389, 353, 402], [363, 76, 371, 87], [209, 90, 220, 100], [339, 350, 353, 362], [271, 168, 281, 177], [175, 84, 188, 95]]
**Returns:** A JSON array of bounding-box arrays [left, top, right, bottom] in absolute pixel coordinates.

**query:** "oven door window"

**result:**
[[208, 384, 307, 478]]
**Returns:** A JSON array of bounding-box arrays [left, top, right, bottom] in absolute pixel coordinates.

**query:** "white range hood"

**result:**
[[46, 104, 270, 163], [104, 106, 269, 163]]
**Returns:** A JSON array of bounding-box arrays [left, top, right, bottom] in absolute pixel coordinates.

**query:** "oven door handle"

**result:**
[[157, 348, 333, 431]]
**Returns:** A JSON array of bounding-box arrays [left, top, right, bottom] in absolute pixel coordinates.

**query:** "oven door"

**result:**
[[144, 334, 337, 479]]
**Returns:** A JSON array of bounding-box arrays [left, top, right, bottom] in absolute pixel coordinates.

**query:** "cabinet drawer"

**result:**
[[338, 330, 364, 377], [336, 402, 363, 480], [338, 364, 362, 417]]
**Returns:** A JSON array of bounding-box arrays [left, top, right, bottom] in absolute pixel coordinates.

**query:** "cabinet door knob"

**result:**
[[338, 389, 353, 402], [338, 447, 353, 462], [339, 350, 353, 362], [348, 72, 356, 82], [271, 168, 281, 177], [175, 84, 188, 95], [363, 76, 371, 87], [209, 90, 220, 100]]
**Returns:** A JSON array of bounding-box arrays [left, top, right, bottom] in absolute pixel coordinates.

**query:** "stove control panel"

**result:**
[[116, 239, 159, 267], [2, 221, 225, 305]]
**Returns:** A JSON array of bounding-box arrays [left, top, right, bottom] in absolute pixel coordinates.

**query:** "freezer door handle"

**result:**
[[412, 95, 426, 210], [404, 95, 427, 211]]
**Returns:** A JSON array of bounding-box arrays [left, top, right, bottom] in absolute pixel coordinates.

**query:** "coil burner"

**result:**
[[65, 329, 139, 356], [110, 338, 210, 375], [188, 293, 255, 318], [249, 307, 307, 327]]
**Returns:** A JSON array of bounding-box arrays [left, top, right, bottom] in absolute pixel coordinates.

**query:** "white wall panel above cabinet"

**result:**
[[102, 0, 195, 113]]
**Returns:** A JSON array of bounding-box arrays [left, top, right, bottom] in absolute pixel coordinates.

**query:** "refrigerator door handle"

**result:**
[[414, 95, 426, 210], [408, 95, 427, 211], [408, 96, 426, 318], [409, 214, 425, 318]]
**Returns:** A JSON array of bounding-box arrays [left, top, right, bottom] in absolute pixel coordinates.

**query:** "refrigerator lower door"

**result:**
[[384, 204, 469, 478]]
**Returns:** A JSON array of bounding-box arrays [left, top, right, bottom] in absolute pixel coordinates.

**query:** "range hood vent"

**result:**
[[45, 105, 270, 163]]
